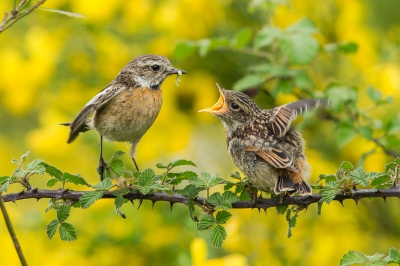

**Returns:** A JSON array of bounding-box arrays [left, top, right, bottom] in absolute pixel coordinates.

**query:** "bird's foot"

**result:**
[[97, 157, 108, 181]]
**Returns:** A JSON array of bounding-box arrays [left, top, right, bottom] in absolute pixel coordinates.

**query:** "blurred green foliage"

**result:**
[[1, 0, 400, 265]]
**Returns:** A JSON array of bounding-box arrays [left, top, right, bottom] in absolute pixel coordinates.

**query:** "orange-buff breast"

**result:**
[[92, 87, 163, 143]]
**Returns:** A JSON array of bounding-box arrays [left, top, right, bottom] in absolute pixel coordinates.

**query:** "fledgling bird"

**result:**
[[62, 54, 186, 178], [199, 84, 328, 196]]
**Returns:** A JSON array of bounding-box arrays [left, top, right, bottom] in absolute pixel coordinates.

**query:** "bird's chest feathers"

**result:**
[[93, 87, 163, 142]]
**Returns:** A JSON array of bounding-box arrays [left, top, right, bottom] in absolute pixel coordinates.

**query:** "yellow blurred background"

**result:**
[[1, 0, 400, 265]]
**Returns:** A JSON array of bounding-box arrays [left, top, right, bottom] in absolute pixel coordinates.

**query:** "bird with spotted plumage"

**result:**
[[199, 84, 328, 196], [62, 54, 186, 179]]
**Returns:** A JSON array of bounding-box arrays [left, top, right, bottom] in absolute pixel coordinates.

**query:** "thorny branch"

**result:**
[[3, 188, 400, 210]]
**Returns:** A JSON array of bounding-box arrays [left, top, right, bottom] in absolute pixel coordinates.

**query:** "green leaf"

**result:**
[[92, 178, 113, 190], [233, 74, 264, 91], [20, 151, 30, 163], [210, 225, 227, 248], [46, 220, 59, 240], [208, 191, 239, 210], [173, 42, 198, 60], [371, 176, 391, 188], [175, 184, 203, 198], [11, 158, 19, 165], [0, 176, 9, 184], [316, 174, 336, 183], [253, 25, 282, 50], [39, 7, 86, 18], [280, 33, 319, 65], [222, 191, 239, 204], [107, 159, 125, 177], [108, 150, 125, 161], [137, 168, 156, 195], [276, 205, 288, 215], [385, 248, 400, 264], [366, 86, 382, 102], [188, 176, 207, 188], [231, 27, 252, 48], [365, 253, 386, 264], [114, 193, 124, 210], [385, 162, 397, 172], [216, 211, 232, 224], [286, 17, 318, 35], [358, 126, 373, 140], [319, 182, 339, 204], [155, 163, 168, 169], [338, 42, 358, 54], [187, 199, 198, 222], [272, 79, 292, 96], [340, 251, 367, 266], [42, 164, 63, 180], [336, 119, 356, 147], [63, 173, 90, 187], [340, 161, 354, 171], [293, 71, 314, 89], [80, 191, 104, 209], [208, 175, 225, 187], [57, 205, 71, 223], [26, 159, 46, 174], [197, 214, 215, 230], [384, 116, 400, 134], [59, 222, 77, 241], [198, 38, 230, 57], [175, 171, 198, 180], [230, 171, 241, 180], [350, 168, 368, 186], [239, 191, 251, 201], [170, 159, 197, 168], [0, 180, 10, 192], [326, 85, 358, 111]]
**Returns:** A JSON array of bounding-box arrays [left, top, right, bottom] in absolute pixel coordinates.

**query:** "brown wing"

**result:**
[[247, 147, 298, 172], [269, 99, 329, 138], [67, 83, 127, 143]]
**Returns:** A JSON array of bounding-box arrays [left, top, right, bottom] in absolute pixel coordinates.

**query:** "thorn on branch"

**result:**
[[338, 200, 344, 207], [137, 198, 143, 210], [170, 202, 174, 211], [353, 198, 359, 206]]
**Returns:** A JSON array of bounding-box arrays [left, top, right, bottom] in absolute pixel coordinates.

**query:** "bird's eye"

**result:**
[[231, 103, 240, 110], [151, 64, 160, 71]]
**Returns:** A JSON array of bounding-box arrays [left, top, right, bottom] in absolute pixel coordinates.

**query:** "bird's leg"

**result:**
[[130, 143, 140, 172], [132, 158, 140, 172], [97, 135, 108, 180]]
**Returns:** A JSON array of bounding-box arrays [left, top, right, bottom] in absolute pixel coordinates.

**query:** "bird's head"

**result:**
[[199, 84, 261, 133], [121, 54, 186, 89]]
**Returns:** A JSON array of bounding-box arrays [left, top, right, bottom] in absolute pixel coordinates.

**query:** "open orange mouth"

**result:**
[[198, 84, 225, 113]]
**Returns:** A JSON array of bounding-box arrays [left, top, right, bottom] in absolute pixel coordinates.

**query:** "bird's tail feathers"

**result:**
[[274, 175, 312, 196], [65, 105, 94, 143]]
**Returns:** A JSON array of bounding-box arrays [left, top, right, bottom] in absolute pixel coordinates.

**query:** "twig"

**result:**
[[0, 193, 28, 266], [3, 188, 400, 210], [0, 0, 47, 34]]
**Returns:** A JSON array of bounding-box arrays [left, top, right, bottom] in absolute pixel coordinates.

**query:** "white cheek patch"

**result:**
[[134, 76, 151, 88]]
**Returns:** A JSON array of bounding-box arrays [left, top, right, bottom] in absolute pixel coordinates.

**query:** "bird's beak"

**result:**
[[169, 68, 187, 75], [199, 83, 226, 113]]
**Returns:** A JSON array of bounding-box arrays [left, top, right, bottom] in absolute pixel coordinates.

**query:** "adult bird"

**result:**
[[63, 54, 186, 179]]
